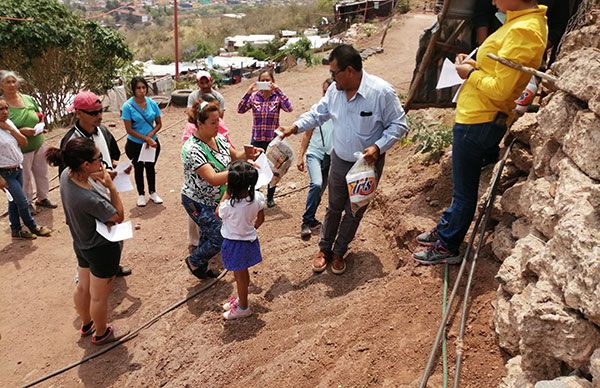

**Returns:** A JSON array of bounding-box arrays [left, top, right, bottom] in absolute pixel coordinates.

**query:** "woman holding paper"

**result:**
[[122, 76, 163, 207], [0, 98, 51, 239], [181, 103, 260, 280], [0, 70, 55, 212], [413, 1, 548, 265], [237, 69, 293, 208], [46, 137, 129, 345]]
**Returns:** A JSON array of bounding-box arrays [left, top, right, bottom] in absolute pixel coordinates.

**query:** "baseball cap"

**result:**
[[196, 70, 212, 81], [68, 91, 103, 112]]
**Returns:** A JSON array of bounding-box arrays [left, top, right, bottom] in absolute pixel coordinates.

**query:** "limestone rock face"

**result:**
[[562, 110, 600, 180], [491, 220, 516, 262], [553, 48, 600, 104], [491, 7, 600, 384], [499, 356, 535, 388], [534, 376, 593, 388], [590, 348, 600, 385]]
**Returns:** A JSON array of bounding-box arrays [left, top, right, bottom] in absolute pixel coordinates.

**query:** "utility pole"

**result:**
[[174, 0, 179, 81]]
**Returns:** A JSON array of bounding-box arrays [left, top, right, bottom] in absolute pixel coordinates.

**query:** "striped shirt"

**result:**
[[237, 89, 293, 142]]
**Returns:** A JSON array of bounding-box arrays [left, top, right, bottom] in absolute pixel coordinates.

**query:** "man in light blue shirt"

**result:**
[[280, 44, 408, 275]]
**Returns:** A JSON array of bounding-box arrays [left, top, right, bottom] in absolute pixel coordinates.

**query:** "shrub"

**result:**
[[407, 116, 453, 163]]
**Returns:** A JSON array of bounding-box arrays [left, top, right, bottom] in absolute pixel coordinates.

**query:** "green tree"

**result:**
[[0, 0, 132, 125], [191, 40, 216, 60]]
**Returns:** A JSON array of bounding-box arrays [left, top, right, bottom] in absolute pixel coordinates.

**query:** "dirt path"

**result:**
[[0, 12, 506, 387]]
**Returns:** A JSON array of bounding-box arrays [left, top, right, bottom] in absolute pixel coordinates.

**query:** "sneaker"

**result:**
[[30, 226, 51, 237], [12, 228, 36, 240], [149, 192, 163, 204], [300, 224, 311, 239], [223, 305, 252, 320], [416, 228, 439, 247], [222, 296, 238, 311], [266, 198, 275, 208], [136, 195, 147, 207], [35, 198, 58, 209], [116, 265, 132, 277], [413, 241, 461, 265], [91, 326, 130, 345]]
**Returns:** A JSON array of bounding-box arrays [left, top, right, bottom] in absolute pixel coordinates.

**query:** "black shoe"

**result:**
[[267, 198, 275, 208], [300, 224, 311, 239], [185, 257, 220, 279], [413, 242, 461, 265], [35, 198, 58, 209], [116, 265, 132, 277], [307, 219, 322, 229], [416, 228, 439, 247]]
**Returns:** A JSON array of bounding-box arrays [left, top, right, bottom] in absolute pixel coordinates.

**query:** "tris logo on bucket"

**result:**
[[348, 177, 376, 196]]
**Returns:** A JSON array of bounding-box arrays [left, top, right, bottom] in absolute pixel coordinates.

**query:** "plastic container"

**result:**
[[514, 76, 538, 114]]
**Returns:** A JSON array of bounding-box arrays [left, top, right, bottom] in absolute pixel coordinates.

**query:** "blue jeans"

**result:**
[[0, 168, 37, 233], [181, 194, 223, 270], [436, 122, 506, 252], [302, 153, 330, 225]]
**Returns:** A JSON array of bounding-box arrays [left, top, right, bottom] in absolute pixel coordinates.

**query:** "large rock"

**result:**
[[536, 91, 582, 144], [509, 142, 533, 173], [526, 177, 559, 239], [531, 138, 561, 178], [498, 356, 535, 388], [492, 220, 516, 262], [507, 112, 538, 145], [563, 110, 600, 180], [534, 376, 593, 388], [496, 234, 545, 295], [558, 24, 600, 59], [501, 181, 529, 217], [495, 289, 521, 355], [513, 283, 600, 372], [553, 48, 600, 104], [590, 348, 600, 385]]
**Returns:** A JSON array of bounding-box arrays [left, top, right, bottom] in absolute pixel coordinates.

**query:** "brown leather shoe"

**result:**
[[312, 251, 330, 273], [331, 254, 346, 275]]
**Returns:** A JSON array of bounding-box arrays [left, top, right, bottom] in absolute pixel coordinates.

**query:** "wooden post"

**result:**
[[174, 0, 179, 81]]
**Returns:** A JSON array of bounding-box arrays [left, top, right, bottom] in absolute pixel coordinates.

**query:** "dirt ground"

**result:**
[[0, 12, 507, 387]]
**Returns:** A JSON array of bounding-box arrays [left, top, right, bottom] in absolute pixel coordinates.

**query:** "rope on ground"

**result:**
[[22, 270, 228, 388], [418, 139, 516, 388]]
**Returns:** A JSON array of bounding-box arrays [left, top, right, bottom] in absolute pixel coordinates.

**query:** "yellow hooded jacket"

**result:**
[[456, 5, 548, 125]]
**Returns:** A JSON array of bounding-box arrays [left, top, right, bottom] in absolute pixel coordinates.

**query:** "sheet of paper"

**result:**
[[138, 144, 156, 163], [436, 58, 464, 89], [112, 160, 133, 192], [95, 220, 133, 242], [255, 153, 273, 189], [115, 160, 132, 173], [452, 84, 464, 103], [113, 171, 133, 192], [33, 122, 45, 136], [4, 188, 13, 202], [436, 48, 479, 90]]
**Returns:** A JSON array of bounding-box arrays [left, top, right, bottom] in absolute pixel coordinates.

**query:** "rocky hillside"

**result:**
[[490, 6, 600, 387]]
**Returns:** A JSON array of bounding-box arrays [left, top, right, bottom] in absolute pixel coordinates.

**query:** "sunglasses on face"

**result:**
[[80, 109, 103, 116]]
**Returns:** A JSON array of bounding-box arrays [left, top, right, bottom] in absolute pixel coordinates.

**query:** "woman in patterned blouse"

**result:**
[[181, 103, 260, 280], [237, 69, 293, 208]]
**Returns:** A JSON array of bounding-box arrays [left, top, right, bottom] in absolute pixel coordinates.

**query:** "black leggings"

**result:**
[[125, 139, 161, 195]]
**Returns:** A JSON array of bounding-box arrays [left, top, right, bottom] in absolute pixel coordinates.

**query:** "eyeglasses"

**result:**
[[79, 109, 103, 116], [329, 67, 346, 78], [0, 106, 8, 111]]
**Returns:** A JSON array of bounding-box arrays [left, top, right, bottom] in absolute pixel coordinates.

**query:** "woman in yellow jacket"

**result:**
[[414, 0, 548, 264]]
